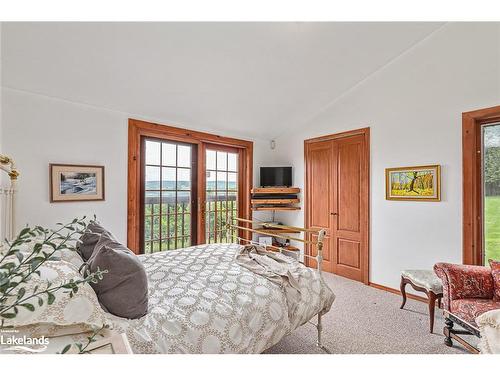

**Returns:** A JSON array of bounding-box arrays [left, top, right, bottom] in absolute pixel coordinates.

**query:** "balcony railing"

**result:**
[[143, 193, 238, 253]]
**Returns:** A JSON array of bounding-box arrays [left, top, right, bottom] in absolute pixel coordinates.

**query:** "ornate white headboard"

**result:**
[[0, 155, 19, 246]]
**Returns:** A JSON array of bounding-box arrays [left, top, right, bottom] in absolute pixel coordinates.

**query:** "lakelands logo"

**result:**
[[0, 329, 49, 353]]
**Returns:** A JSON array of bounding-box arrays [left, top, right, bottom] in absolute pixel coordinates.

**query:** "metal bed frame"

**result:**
[[0, 154, 18, 247], [227, 217, 329, 351]]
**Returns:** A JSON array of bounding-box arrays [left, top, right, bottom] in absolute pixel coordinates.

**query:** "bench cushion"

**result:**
[[402, 269, 443, 294]]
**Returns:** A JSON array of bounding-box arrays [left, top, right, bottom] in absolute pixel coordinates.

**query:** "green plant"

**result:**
[[0, 217, 106, 328], [59, 324, 109, 354]]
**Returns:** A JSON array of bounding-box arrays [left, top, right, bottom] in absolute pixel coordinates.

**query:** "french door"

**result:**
[[204, 146, 240, 244], [141, 137, 197, 254], [128, 119, 253, 254]]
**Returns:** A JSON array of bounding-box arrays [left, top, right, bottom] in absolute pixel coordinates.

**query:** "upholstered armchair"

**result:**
[[433, 262, 500, 353]]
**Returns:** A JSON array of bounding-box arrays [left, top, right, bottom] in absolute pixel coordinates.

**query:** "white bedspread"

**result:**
[[476, 309, 500, 354], [106, 243, 335, 354]]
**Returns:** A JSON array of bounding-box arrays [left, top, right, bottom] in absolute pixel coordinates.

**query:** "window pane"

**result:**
[[183, 215, 191, 235], [145, 140, 161, 165], [153, 216, 161, 240], [177, 192, 191, 213], [145, 166, 160, 190], [217, 151, 227, 170], [228, 172, 237, 191], [178, 145, 191, 168], [217, 172, 227, 190], [206, 150, 216, 170], [206, 170, 216, 191], [145, 191, 160, 213], [483, 123, 500, 264], [177, 168, 191, 191], [161, 216, 168, 238], [162, 143, 176, 166], [228, 153, 237, 172], [162, 167, 176, 190]]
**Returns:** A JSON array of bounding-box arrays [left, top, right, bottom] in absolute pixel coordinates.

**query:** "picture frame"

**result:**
[[385, 165, 441, 201], [50, 164, 105, 202]]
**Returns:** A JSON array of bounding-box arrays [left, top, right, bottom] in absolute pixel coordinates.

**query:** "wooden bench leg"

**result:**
[[427, 291, 437, 333], [400, 276, 407, 309]]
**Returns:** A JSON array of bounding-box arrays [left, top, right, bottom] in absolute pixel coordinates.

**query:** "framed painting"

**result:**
[[385, 165, 441, 201], [50, 164, 105, 202]]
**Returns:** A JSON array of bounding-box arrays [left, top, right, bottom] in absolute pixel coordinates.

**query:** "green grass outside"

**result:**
[[484, 196, 500, 262]]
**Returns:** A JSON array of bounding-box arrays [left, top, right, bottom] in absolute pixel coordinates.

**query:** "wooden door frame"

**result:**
[[462, 105, 500, 265], [304, 127, 370, 284], [128, 118, 253, 254]]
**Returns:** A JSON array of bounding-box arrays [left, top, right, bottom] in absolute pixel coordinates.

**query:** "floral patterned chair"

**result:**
[[433, 262, 500, 353]]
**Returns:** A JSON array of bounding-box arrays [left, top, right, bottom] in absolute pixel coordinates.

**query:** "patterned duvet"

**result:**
[[106, 243, 335, 354]]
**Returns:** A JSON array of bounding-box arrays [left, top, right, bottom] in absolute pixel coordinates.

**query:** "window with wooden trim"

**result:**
[[463, 105, 500, 265], [128, 119, 253, 254]]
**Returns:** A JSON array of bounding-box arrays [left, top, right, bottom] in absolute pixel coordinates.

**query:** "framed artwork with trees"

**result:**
[[385, 165, 441, 201]]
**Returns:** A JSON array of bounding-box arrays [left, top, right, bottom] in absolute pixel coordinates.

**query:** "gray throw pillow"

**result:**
[[77, 222, 116, 261], [85, 235, 149, 319]]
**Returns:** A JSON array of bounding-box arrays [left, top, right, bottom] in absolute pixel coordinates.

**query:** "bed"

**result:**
[[105, 242, 335, 354], [1, 155, 334, 354]]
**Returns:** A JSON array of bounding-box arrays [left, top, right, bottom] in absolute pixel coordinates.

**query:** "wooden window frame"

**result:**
[[128, 119, 253, 254], [463, 105, 500, 265]]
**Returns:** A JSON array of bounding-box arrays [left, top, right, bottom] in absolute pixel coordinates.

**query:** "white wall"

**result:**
[[1, 88, 273, 244], [271, 23, 500, 290], [0, 22, 3, 154]]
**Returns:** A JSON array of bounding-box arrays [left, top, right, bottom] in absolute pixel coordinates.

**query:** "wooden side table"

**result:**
[[400, 270, 443, 333]]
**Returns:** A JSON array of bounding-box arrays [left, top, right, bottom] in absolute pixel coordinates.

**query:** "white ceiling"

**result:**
[[1, 22, 444, 140]]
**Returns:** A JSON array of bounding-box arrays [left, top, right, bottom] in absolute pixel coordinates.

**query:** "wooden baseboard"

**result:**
[[369, 282, 429, 304]]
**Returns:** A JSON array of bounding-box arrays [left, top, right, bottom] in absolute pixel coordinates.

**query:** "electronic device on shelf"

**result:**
[[260, 167, 292, 187]]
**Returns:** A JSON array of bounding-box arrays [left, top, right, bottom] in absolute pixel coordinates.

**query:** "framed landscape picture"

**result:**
[[385, 165, 441, 201], [50, 164, 105, 202]]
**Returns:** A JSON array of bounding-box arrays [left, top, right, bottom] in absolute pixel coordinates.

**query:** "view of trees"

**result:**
[[484, 146, 500, 195], [390, 170, 434, 196], [483, 124, 500, 263], [143, 199, 237, 254]]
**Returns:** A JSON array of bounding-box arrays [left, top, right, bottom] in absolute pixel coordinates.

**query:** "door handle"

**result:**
[[330, 212, 338, 216]]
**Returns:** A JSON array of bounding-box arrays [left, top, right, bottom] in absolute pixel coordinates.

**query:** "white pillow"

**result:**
[[16, 239, 85, 269], [6, 260, 109, 335]]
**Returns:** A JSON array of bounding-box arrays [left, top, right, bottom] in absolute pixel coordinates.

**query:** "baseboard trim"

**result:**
[[369, 282, 428, 304]]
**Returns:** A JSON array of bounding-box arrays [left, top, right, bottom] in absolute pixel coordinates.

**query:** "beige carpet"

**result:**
[[264, 272, 476, 354]]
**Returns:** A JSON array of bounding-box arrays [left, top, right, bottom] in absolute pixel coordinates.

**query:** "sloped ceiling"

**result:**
[[1, 22, 443, 140]]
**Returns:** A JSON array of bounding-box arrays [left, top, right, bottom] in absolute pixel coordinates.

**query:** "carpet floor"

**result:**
[[264, 272, 476, 354]]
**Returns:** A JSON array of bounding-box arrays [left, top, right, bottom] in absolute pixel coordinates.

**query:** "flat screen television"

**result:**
[[260, 167, 292, 187]]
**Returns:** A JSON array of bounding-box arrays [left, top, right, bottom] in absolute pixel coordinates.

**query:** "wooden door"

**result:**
[[305, 128, 369, 284], [202, 144, 241, 244], [305, 140, 334, 272]]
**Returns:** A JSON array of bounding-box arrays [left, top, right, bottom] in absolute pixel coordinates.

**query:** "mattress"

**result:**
[[106, 243, 335, 354]]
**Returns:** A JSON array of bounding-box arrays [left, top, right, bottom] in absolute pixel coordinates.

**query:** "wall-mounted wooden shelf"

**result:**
[[251, 187, 300, 194], [251, 187, 301, 212], [256, 227, 300, 234], [253, 206, 300, 211], [251, 199, 299, 205]]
